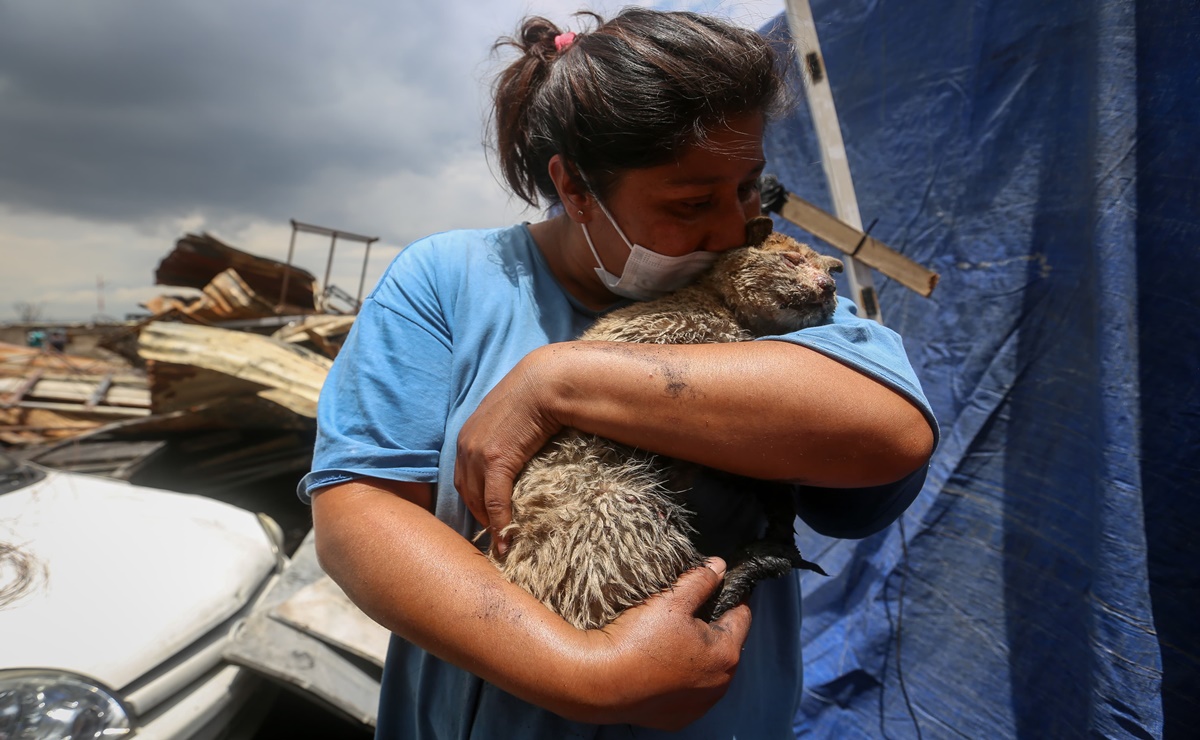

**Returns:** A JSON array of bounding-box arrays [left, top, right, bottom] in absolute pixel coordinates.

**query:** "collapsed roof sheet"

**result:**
[[137, 322, 331, 419], [155, 232, 318, 312]]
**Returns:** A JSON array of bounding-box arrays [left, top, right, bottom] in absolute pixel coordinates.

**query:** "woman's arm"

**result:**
[[456, 339, 934, 536], [312, 477, 752, 731]]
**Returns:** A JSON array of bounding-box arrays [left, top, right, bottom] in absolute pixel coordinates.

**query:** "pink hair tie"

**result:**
[[554, 32, 577, 52]]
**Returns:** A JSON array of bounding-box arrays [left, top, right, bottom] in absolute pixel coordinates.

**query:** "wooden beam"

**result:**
[[138, 322, 331, 418], [784, 0, 883, 321], [776, 194, 940, 297], [1, 369, 43, 408], [12, 400, 151, 417], [0, 375, 150, 408]]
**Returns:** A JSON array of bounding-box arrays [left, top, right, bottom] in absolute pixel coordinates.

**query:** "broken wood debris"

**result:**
[[143, 268, 283, 324], [4, 230, 349, 455], [1, 227, 394, 728], [271, 315, 355, 358], [156, 232, 319, 313], [0, 341, 150, 445], [138, 322, 331, 420]]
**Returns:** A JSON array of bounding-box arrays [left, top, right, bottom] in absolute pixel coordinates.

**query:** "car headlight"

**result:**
[[0, 669, 132, 739]]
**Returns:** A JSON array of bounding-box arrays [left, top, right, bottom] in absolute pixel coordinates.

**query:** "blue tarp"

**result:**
[[760, 1, 1198, 737]]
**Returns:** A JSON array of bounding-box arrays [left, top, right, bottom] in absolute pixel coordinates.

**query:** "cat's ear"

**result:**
[[743, 216, 774, 247]]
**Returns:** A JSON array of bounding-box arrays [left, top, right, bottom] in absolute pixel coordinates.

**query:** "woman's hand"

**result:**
[[581, 557, 753, 730], [454, 346, 562, 551]]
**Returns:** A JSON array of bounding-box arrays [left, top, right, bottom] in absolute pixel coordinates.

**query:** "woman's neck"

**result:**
[[527, 214, 621, 312]]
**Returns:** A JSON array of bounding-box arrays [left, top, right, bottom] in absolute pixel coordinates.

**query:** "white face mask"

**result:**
[[579, 198, 719, 301]]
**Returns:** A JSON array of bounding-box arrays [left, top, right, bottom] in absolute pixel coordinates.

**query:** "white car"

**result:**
[[0, 449, 285, 739]]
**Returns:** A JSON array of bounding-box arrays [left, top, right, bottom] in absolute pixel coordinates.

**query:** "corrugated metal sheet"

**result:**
[[155, 232, 318, 312], [138, 322, 330, 419]]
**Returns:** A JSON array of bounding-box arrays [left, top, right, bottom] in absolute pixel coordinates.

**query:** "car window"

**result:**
[[0, 450, 44, 495]]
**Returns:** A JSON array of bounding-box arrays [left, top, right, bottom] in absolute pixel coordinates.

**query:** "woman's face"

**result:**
[[587, 112, 766, 274]]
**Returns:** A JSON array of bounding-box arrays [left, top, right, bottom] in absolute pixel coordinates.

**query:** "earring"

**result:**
[[577, 210, 584, 217]]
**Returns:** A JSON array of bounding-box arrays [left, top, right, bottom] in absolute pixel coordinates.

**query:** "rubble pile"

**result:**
[[0, 342, 150, 445], [1, 229, 388, 733], [1, 232, 352, 487]]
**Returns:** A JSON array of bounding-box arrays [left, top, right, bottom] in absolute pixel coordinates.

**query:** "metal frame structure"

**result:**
[[278, 220, 379, 313]]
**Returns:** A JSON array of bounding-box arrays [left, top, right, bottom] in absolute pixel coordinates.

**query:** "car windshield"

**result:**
[[0, 449, 44, 495]]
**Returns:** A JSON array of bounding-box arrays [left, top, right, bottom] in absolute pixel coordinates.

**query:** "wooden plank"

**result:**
[[177, 437, 314, 488], [0, 371, 145, 385], [0, 340, 134, 375], [0, 405, 220, 448], [138, 323, 330, 418], [1, 369, 43, 408], [33, 380, 148, 407], [13, 400, 151, 417], [784, 0, 883, 321], [145, 362, 267, 414], [0, 376, 150, 408], [778, 195, 940, 297], [0, 406, 101, 445]]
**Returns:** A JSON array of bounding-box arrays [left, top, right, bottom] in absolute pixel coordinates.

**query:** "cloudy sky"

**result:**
[[0, 1, 786, 322]]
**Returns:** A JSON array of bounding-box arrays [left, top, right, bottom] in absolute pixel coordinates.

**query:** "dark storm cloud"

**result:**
[[0, 1, 783, 321], [0, 1, 485, 224]]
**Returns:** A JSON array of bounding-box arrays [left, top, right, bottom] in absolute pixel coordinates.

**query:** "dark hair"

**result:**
[[490, 8, 790, 209]]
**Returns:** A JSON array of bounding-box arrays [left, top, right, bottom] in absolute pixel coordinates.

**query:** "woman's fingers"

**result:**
[[482, 467, 517, 552], [454, 348, 562, 546], [589, 558, 752, 730], [667, 558, 752, 650]]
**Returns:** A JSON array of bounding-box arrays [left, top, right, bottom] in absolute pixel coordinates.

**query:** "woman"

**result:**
[[303, 8, 937, 738]]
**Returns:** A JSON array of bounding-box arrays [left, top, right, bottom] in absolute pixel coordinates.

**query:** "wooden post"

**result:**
[[784, 0, 883, 323]]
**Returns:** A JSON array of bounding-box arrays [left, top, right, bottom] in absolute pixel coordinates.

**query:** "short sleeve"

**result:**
[[297, 242, 454, 502], [758, 297, 940, 538], [791, 464, 930, 539], [757, 297, 938, 436]]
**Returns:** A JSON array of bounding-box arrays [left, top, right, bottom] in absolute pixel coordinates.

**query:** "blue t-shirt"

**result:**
[[300, 224, 937, 739]]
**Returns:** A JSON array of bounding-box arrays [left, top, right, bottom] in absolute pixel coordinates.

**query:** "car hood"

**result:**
[[0, 469, 276, 690]]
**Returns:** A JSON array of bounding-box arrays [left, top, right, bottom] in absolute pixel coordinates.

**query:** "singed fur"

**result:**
[[489, 223, 841, 629]]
